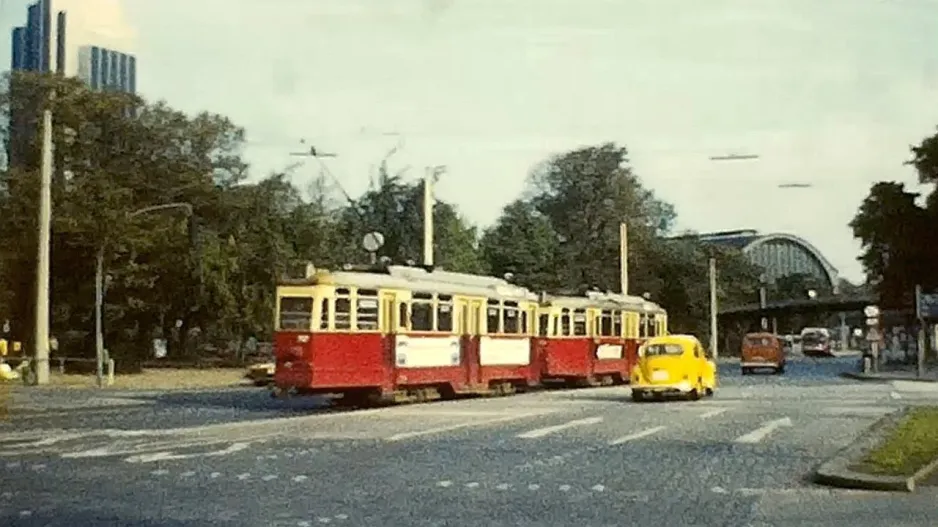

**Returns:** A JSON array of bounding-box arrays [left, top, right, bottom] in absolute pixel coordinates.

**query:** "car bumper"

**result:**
[[632, 381, 693, 393], [740, 361, 781, 368]]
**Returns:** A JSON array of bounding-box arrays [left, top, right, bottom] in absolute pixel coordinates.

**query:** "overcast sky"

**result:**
[[4, 0, 938, 282]]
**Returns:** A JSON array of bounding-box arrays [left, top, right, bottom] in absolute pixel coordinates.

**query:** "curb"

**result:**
[[813, 407, 938, 492], [840, 372, 938, 383]]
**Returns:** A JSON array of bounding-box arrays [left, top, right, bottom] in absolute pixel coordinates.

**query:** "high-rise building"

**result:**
[[6, 0, 136, 167], [9, 0, 137, 89]]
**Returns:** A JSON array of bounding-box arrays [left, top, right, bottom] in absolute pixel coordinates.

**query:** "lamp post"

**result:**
[[92, 202, 193, 387]]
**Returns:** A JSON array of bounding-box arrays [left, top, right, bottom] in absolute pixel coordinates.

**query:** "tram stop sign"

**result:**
[[863, 305, 880, 318], [866, 327, 882, 341]]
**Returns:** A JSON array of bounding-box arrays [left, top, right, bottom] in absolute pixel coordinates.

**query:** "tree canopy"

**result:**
[[1, 71, 773, 364], [850, 128, 938, 306]]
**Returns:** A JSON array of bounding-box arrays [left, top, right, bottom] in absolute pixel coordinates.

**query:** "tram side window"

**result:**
[[503, 301, 520, 333], [278, 297, 313, 330], [521, 309, 531, 335], [437, 294, 454, 332], [560, 309, 571, 336], [356, 289, 379, 330], [613, 311, 623, 337], [398, 303, 409, 329], [486, 300, 501, 333], [334, 288, 352, 330], [572, 309, 588, 336], [538, 314, 550, 336], [320, 299, 330, 329], [648, 316, 658, 337], [639, 315, 648, 338], [411, 292, 434, 331], [599, 310, 614, 337]]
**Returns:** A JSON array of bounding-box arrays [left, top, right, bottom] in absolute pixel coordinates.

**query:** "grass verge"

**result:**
[[852, 406, 938, 477]]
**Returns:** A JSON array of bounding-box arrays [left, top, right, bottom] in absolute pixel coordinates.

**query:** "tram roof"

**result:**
[[279, 264, 538, 301], [541, 291, 665, 313]]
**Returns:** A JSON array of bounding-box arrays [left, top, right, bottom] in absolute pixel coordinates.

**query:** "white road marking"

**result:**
[[19, 510, 32, 517], [297, 522, 312, 527], [292, 475, 308, 482], [517, 416, 603, 439], [609, 426, 666, 445], [124, 442, 251, 463], [31, 464, 45, 470], [437, 480, 453, 487], [6, 462, 20, 468], [236, 473, 251, 480], [151, 469, 169, 476], [262, 475, 278, 481], [335, 514, 349, 520], [386, 413, 553, 441], [210, 472, 221, 478], [559, 484, 571, 491], [528, 484, 540, 490], [180, 471, 196, 478], [496, 483, 510, 490], [711, 486, 727, 494], [734, 417, 793, 444], [591, 484, 605, 492], [465, 482, 479, 488], [317, 518, 331, 524], [699, 408, 727, 419]]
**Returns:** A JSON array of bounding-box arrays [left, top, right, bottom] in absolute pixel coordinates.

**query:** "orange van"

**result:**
[[740, 332, 785, 375]]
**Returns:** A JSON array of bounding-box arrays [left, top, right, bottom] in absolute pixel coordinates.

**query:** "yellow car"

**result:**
[[630, 334, 717, 402]]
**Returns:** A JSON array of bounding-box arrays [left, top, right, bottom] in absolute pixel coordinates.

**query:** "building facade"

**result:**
[[6, 0, 136, 167]]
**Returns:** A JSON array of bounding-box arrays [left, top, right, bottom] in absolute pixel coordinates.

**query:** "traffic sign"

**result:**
[[864, 305, 880, 318], [866, 328, 882, 341], [865, 317, 879, 326]]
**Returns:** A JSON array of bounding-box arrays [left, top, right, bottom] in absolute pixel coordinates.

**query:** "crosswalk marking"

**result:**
[[698, 408, 727, 419], [517, 417, 603, 439], [609, 426, 666, 445]]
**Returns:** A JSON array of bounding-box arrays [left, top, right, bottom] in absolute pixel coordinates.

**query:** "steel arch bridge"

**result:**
[[696, 230, 839, 292]]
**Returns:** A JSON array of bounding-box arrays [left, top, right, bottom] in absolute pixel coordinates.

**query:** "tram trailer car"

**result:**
[[273, 264, 542, 405], [535, 292, 667, 387]]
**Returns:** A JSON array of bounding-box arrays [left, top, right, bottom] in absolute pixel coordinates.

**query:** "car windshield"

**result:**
[[642, 343, 684, 356]]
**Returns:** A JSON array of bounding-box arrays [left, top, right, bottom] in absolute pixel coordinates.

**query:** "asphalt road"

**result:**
[[2, 356, 938, 526]]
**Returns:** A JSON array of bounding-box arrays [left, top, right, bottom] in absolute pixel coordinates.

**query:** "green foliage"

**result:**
[[0, 72, 779, 362]]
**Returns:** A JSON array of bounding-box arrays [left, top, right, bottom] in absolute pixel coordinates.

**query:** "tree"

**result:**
[[334, 165, 484, 273], [849, 181, 930, 305], [479, 200, 562, 292]]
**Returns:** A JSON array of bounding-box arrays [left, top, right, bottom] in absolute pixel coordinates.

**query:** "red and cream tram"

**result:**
[[273, 263, 540, 404], [273, 263, 670, 405], [534, 292, 668, 387]]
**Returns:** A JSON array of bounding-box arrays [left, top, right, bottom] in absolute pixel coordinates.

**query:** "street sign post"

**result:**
[[863, 305, 881, 374]]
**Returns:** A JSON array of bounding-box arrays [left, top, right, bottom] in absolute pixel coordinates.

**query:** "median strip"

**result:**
[[814, 406, 938, 492]]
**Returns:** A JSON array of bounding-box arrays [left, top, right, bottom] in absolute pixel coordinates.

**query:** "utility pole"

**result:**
[[709, 258, 718, 360], [32, 108, 53, 385], [619, 223, 628, 295], [422, 166, 435, 266]]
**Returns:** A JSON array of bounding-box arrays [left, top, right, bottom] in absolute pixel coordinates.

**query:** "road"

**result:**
[[2, 356, 938, 526]]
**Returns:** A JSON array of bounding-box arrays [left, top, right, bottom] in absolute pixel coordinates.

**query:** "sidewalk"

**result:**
[[840, 363, 938, 383]]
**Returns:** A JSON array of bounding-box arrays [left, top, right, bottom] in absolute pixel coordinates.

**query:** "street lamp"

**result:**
[[91, 202, 194, 387]]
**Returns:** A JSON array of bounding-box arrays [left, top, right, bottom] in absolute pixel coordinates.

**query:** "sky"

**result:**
[[3, 0, 938, 283]]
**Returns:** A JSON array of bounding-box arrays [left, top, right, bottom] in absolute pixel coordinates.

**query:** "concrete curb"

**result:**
[[840, 372, 938, 383], [813, 407, 938, 492]]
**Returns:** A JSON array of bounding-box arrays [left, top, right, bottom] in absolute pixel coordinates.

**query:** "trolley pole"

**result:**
[[33, 108, 54, 385], [422, 167, 434, 266], [709, 258, 718, 360]]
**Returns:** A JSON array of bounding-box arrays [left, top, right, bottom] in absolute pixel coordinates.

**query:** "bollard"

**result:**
[[863, 356, 872, 374], [106, 359, 115, 386]]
